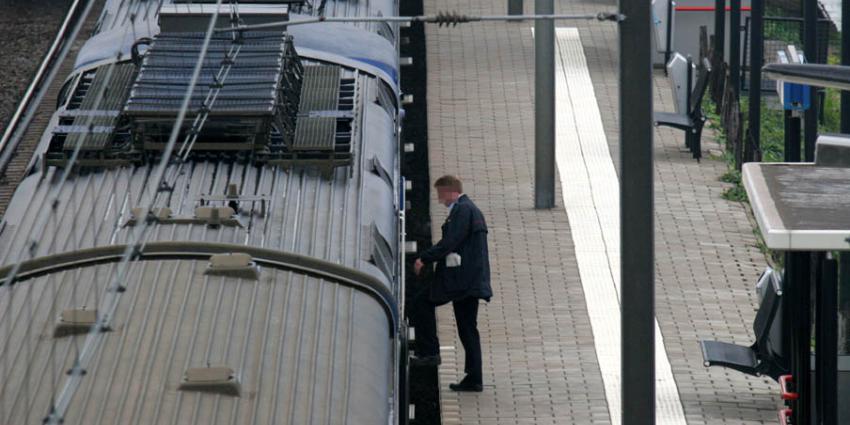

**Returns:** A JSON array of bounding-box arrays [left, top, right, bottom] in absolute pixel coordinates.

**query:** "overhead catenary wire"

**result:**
[[0, 59, 126, 425], [40, 1, 229, 423], [213, 10, 624, 33], [0, 0, 144, 409]]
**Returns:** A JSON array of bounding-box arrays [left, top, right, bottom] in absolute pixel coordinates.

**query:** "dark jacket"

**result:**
[[420, 195, 492, 305]]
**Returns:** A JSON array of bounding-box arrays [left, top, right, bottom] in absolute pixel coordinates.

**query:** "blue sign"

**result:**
[[781, 82, 811, 111]]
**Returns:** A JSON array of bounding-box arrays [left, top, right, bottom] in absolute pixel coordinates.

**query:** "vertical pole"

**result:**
[[785, 110, 792, 159], [664, 0, 674, 68], [817, 254, 838, 425], [784, 252, 809, 425], [508, 0, 522, 16], [534, 0, 555, 209], [729, 0, 741, 97], [620, 0, 655, 424], [839, 253, 850, 355], [714, 0, 726, 61], [841, 0, 850, 133], [787, 111, 802, 162], [814, 252, 826, 423], [803, 0, 818, 161], [746, 0, 763, 163], [789, 252, 812, 425]]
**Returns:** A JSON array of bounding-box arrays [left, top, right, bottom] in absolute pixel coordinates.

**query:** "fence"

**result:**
[[742, 16, 831, 92], [703, 27, 747, 169], [707, 12, 833, 170]]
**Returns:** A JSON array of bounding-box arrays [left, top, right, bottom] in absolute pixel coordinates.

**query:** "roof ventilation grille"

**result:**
[[46, 64, 139, 168], [259, 65, 355, 178]]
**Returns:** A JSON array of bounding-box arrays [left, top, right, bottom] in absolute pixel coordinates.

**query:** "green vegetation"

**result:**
[[720, 170, 748, 201], [701, 98, 749, 201]]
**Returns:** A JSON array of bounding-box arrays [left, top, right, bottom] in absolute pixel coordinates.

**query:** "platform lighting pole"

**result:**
[[803, 0, 818, 161], [729, 0, 741, 97], [746, 0, 763, 162], [534, 0, 555, 209], [619, 0, 654, 423], [841, 0, 850, 133]]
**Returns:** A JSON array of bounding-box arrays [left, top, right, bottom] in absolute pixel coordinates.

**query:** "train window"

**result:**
[[56, 76, 76, 109], [370, 223, 394, 281], [374, 11, 394, 43], [377, 22, 394, 43], [370, 156, 393, 187], [374, 81, 397, 120]]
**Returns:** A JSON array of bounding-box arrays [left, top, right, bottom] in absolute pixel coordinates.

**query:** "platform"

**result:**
[[423, 0, 780, 423]]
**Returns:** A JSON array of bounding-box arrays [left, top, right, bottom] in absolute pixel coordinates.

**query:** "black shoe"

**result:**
[[409, 354, 441, 367], [449, 381, 483, 392]]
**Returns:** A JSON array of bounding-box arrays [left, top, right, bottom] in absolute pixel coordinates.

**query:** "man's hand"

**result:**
[[414, 258, 425, 275]]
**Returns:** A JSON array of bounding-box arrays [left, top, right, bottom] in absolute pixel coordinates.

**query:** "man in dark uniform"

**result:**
[[413, 175, 492, 392]]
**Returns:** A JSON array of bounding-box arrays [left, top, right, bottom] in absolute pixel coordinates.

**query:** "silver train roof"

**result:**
[[74, 0, 400, 91], [0, 0, 402, 423]]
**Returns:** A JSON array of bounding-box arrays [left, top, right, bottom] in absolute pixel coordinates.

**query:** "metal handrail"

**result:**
[[0, 0, 86, 176]]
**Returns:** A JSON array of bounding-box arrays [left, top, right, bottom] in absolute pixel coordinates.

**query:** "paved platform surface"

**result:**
[[422, 0, 780, 423]]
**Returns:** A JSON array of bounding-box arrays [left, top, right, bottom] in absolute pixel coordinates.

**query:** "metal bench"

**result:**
[[699, 267, 788, 380], [654, 56, 712, 161]]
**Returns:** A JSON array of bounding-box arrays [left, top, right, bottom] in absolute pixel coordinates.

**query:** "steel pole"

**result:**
[[664, 0, 673, 68], [816, 255, 838, 425], [803, 0, 818, 161], [534, 0, 555, 209], [714, 0, 726, 60], [787, 252, 812, 425], [841, 0, 850, 133], [620, 0, 655, 423], [789, 112, 802, 162], [729, 0, 741, 97], [746, 0, 763, 162], [839, 254, 850, 355]]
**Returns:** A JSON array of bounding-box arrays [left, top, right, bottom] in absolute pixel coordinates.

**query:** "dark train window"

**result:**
[[370, 156, 392, 187], [370, 223, 394, 281], [374, 81, 397, 119], [56, 77, 75, 109]]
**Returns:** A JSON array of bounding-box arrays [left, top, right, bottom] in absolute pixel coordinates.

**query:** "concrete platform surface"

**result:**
[[422, 0, 780, 423]]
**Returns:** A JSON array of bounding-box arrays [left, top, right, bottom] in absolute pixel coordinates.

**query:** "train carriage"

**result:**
[[0, 0, 408, 423]]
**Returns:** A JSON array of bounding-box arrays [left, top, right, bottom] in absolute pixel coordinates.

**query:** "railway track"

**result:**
[[0, 0, 104, 216]]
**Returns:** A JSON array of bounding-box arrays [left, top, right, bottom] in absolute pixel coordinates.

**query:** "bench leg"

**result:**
[[692, 128, 702, 161]]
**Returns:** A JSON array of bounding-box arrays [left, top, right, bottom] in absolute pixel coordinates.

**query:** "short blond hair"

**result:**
[[434, 175, 463, 192]]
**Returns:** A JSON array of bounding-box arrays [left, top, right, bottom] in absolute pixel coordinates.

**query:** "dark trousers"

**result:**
[[412, 284, 440, 357], [453, 296, 482, 385]]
